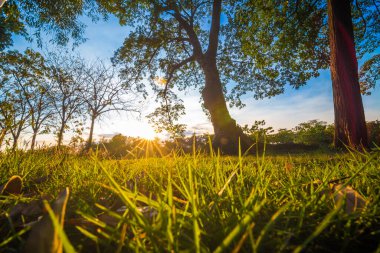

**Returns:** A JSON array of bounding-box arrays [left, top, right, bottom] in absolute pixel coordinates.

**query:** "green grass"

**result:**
[[1, 147, 380, 252]]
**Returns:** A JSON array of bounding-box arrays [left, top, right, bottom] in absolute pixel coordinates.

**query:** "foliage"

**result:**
[[146, 90, 186, 139], [367, 120, 380, 147], [293, 120, 334, 146], [104, 0, 323, 135], [242, 120, 274, 142], [236, 0, 380, 94], [0, 49, 53, 150], [270, 128, 296, 144], [359, 54, 380, 95], [0, 0, 110, 50]]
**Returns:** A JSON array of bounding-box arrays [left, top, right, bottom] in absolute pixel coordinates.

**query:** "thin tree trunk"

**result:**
[[0, 129, 6, 148], [11, 133, 19, 151], [57, 122, 65, 148], [85, 115, 96, 151], [327, 0, 368, 149], [200, 58, 253, 154], [31, 131, 37, 151]]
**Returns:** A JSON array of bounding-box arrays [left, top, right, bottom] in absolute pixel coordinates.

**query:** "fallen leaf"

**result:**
[[23, 188, 70, 253], [330, 184, 367, 214], [0, 175, 22, 195]]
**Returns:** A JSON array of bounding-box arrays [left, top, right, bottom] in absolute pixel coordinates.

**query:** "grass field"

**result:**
[[1, 146, 380, 252]]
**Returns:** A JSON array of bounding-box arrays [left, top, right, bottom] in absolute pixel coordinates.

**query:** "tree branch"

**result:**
[[206, 0, 222, 58], [168, 1, 204, 58], [164, 54, 196, 96]]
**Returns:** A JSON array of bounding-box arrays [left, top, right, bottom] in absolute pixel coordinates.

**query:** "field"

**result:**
[[1, 147, 380, 253]]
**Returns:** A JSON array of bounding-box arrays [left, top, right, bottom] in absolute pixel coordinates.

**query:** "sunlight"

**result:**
[[154, 76, 167, 86], [130, 124, 157, 140]]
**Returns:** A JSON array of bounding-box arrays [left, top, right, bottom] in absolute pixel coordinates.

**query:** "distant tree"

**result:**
[[236, 0, 379, 149], [46, 51, 85, 148], [293, 120, 333, 146], [242, 120, 274, 143], [270, 129, 295, 144], [0, 49, 54, 150], [81, 60, 141, 151], [367, 120, 380, 147], [97, 134, 129, 158], [0, 98, 13, 148], [0, 84, 30, 150]]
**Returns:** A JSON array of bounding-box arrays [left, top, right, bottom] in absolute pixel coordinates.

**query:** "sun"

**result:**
[[141, 128, 157, 140], [132, 124, 157, 140]]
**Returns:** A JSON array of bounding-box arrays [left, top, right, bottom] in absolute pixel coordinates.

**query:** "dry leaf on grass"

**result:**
[[0, 175, 22, 195], [303, 180, 367, 214], [330, 184, 367, 214], [23, 187, 70, 253]]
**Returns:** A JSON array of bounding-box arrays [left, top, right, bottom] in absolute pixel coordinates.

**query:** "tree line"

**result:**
[[84, 119, 380, 159], [1, 0, 379, 153], [0, 50, 140, 151]]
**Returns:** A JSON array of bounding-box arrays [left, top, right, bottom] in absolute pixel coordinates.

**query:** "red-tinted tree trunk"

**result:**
[[327, 0, 368, 149], [200, 57, 253, 154]]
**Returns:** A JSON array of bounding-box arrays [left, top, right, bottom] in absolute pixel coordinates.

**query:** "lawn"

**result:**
[[1, 147, 380, 252]]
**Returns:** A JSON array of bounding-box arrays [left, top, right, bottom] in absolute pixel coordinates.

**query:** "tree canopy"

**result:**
[[0, 0, 110, 50], [236, 0, 380, 94]]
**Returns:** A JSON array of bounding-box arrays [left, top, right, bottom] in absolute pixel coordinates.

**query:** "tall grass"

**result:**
[[0, 146, 380, 252]]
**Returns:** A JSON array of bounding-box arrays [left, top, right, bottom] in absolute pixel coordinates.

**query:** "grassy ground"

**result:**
[[1, 147, 380, 252]]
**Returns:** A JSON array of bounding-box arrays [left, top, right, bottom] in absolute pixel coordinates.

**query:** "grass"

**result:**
[[0, 146, 380, 252]]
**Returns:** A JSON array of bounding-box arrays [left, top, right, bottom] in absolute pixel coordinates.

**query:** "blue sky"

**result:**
[[11, 15, 380, 143]]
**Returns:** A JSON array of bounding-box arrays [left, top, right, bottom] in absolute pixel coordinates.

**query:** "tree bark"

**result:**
[[31, 131, 37, 151], [85, 115, 96, 151], [200, 58, 253, 154], [57, 122, 65, 148], [0, 129, 6, 148], [327, 0, 368, 149]]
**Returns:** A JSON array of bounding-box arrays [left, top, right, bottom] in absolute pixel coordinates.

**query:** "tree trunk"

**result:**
[[0, 129, 6, 148], [57, 122, 65, 148], [200, 58, 253, 154], [85, 115, 96, 151], [327, 0, 368, 149], [31, 131, 37, 151], [11, 133, 19, 151]]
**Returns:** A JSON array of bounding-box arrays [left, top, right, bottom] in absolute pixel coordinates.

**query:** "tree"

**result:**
[[242, 120, 274, 143], [0, 83, 30, 150], [0, 50, 54, 150], [236, 0, 379, 149], [293, 120, 333, 146], [46, 52, 85, 148], [327, 0, 368, 149], [105, 0, 301, 154], [270, 129, 295, 144], [81, 60, 141, 151]]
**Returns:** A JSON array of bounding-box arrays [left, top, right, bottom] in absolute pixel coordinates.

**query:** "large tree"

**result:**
[[236, 0, 379, 149], [104, 0, 304, 153]]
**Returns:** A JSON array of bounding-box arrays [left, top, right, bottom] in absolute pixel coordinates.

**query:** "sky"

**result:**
[[11, 15, 380, 145]]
